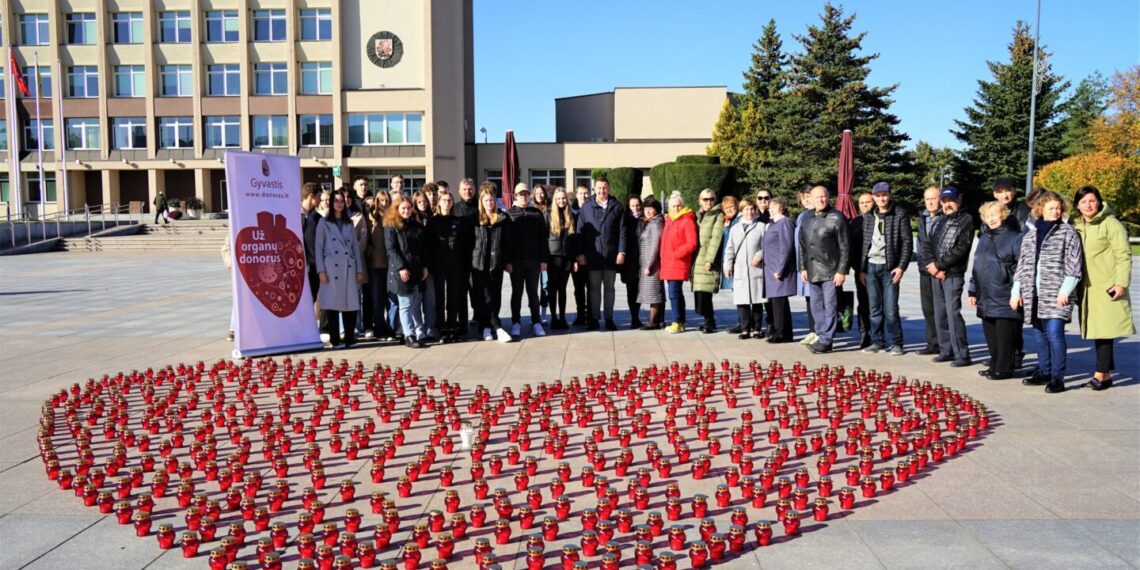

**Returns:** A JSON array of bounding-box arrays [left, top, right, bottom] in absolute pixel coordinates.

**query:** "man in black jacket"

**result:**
[[915, 186, 942, 355], [857, 182, 913, 355], [798, 185, 849, 354], [992, 177, 1029, 369], [453, 178, 479, 337], [506, 184, 549, 337], [922, 186, 975, 367], [576, 175, 627, 331], [571, 184, 592, 326]]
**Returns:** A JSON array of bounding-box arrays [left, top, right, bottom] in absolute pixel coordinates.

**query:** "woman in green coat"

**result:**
[[693, 188, 725, 332], [1072, 186, 1134, 390]]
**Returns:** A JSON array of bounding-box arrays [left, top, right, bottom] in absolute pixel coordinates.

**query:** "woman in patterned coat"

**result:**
[[637, 197, 666, 329]]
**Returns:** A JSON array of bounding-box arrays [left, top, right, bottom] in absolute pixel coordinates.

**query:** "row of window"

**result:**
[[0, 113, 423, 151], [15, 9, 332, 46], [0, 172, 58, 204], [3, 62, 333, 98]]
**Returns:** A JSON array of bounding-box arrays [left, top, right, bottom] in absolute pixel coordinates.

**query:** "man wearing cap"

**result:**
[[506, 183, 550, 338], [857, 182, 913, 355], [922, 186, 975, 367], [798, 185, 849, 354], [576, 175, 628, 331], [992, 177, 1032, 230]]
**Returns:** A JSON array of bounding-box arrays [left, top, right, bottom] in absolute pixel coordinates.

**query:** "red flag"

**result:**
[[9, 51, 29, 97]]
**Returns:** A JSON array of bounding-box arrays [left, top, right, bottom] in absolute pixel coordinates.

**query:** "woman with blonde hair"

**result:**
[[659, 191, 699, 333], [968, 201, 1022, 379], [1012, 192, 1083, 393], [545, 187, 576, 330], [472, 188, 513, 342], [693, 188, 725, 332]]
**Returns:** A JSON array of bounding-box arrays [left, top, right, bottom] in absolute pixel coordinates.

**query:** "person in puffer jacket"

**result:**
[[1012, 191, 1083, 394], [968, 202, 1023, 380], [921, 186, 975, 367]]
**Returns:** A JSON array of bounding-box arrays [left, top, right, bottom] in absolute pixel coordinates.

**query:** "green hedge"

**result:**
[[675, 155, 720, 165], [649, 156, 736, 208], [605, 167, 643, 202]]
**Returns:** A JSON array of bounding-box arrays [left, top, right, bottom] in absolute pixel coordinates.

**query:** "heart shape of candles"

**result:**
[[37, 357, 990, 570]]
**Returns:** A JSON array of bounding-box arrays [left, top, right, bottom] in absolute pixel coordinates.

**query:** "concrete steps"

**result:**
[[57, 220, 230, 252]]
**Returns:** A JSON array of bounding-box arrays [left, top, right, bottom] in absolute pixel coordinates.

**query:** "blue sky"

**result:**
[[473, 0, 1138, 149]]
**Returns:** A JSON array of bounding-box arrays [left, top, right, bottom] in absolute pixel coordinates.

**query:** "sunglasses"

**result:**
[[701, 197, 715, 202], [757, 196, 770, 200]]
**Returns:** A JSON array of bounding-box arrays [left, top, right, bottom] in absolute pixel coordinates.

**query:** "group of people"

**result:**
[[291, 172, 1133, 392]]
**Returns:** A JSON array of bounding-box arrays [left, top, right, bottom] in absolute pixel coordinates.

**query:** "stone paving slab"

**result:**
[[0, 250, 1137, 570]]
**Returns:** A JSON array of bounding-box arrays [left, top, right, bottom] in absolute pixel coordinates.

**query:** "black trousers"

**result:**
[[547, 258, 571, 321], [981, 317, 1018, 374], [919, 272, 940, 350], [434, 269, 467, 334], [462, 271, 477, 334], [1095, 339, 1116, 374], [510, 260, 542, 324], [308, 270, 327, 330], [805, 297, 815, 333], [769, 297, 793, 340], [572, 268, 589, 322], [472, 269, 504, 330], [623, 267, 641, 323], [325, 310, 357, 346], [737, 304, 763, 332], [361, 279, 374, 332], [855, 279, 870, 340], [694, 292, 715, 326]]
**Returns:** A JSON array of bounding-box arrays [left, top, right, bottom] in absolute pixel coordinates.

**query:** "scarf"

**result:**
[[1034, 218, 1058, 263]]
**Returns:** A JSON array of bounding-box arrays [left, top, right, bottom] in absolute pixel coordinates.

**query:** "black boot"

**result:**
[[1044, 376, 1066, 393], [1022, 371, 1049, 386]]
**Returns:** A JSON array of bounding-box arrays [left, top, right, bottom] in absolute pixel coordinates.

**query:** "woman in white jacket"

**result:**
[[316, 193, 365, 348], [724, 197, 767, 339]]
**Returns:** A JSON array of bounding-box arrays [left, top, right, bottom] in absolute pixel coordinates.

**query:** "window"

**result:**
[[347, 113, 424, 145], [300, 62, 332, 95], [484, 170, 503, 197], [28, 172, 58, 203], [207, 64, 241, 96], [253, 10, 286, 42], [206, 11, 239, 43], [354, 169, 428, 194], [0, 174, 8, 203], [112, 117, 147, 149], [573, 169, 595, 192], [254, 63, 288, 95], [112, 12, 144, 44], [159, 117, 194, 149], [68, 66, 99, 98], [25, 119, 55, 150], [67, 13, 98, 45], [161, 65, 193, 97], [114, 66, 146, 97], [252, 116, 287, 148], [24, 67, 52, 98], [0, 120, 7, 150], [160, 12, 191, 43], [299, 9, 332, 41], [21, 14, 50, 46], [530, 169, 566, 188], [299, 115, 333, 147], [66, 118, 100, 150], [205, 116, 240, 148]]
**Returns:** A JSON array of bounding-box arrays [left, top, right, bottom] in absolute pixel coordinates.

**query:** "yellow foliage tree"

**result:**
[[1035, 66, 1139, 224]]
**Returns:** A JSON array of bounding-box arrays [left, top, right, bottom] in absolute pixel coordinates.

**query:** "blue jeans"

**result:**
[[808, 280, 839, 346], [666, 280, 686, 325], [866, 263, 903, 347], [1032, 318, 1067, 379], [398, 289, 425, 340]]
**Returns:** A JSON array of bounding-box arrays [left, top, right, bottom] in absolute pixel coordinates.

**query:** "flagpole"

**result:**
[[57, 58, 68, 214], [6, 46, 23, 220], [34, 51, 45, 218]]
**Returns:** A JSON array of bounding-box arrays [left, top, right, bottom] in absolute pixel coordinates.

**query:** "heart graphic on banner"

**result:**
[[38, 358, 992, 569], [234, 212, 306, 318]]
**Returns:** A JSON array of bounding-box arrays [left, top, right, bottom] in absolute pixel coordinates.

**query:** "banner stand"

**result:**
[[233, 342, 325, 360]]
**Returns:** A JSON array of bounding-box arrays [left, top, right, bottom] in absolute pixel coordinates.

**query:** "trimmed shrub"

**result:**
[[675, 155, 721, 165], [664, 163, 736, 208], [650, 163, 673, 197], [605, 167, 643, 202]]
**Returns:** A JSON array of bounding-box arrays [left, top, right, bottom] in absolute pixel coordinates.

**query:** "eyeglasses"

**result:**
[[757, 196, 770, 201], [701, 197, 714, 202]]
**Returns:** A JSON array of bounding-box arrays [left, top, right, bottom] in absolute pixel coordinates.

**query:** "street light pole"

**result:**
[[1025, 0, 1042, 193]]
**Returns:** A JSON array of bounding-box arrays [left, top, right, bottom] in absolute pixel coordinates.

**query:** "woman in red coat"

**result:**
[[660, 191, 699, 333]]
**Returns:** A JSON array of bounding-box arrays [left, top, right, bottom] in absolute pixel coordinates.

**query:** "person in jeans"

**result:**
[[1013, 192, 1083, 393], [316, 193, 366, 349], [969, 201, 1022, 380], [849, 192, 873, 348], [575, 175, 628, 331], [914, 187, 943, 355], [798, 185, 849, 354], [922, 186, 975, 367], [506, 184, 549, 338], [385, 196, 430, 349], [794, 185, 817, 345], [660, 192, 698, 333], [857, 182, 912, 355]]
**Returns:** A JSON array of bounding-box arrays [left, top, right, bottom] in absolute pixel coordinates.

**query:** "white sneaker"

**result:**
[[540, 307, 549, 325], [483, 328, 494, 341], [511, 323, 522, 337], [362, 330, 375, 339], [320, 333, 331, 343], [800, 332, 818, 346], [532, 323, 546, 337], [496, 327, 513, 343]]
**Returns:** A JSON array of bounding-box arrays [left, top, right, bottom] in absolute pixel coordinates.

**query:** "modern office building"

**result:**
[[0, 0, 474, 218]]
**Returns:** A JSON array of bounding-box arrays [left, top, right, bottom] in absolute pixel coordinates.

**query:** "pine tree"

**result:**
[[757, 4, 913, 205], [1059, 72, 1109, 156], [744, 19, 788, 101], [952, 22, 1069, 204]]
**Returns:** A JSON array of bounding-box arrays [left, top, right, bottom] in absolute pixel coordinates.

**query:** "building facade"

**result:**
[[0, 0, 474, 218]]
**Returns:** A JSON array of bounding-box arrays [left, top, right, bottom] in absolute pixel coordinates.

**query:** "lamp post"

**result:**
[[1025, 0, 1042, 192]]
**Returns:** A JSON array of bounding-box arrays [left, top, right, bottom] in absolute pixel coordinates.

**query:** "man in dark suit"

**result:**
[[575, 175, 627, 331]]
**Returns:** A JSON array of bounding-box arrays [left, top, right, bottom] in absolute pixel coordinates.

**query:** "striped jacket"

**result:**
[[1013, 221, 1083, 323]]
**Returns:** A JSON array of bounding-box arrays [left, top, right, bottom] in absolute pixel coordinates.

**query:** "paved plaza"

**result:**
[[0, 250, 1137, 569]]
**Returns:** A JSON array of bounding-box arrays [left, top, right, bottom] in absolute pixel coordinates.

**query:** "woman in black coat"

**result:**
[[968, 201, 1023, 379], [385, 196, 430, 349], [545, 188, 577, 330], [427, 191, 471, 343], [472, 188, 512, 343]]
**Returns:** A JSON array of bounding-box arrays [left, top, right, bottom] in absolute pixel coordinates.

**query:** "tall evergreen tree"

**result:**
[[952, 22, 1069, 204], [753, 4, 913, 205], [1059, 72, 1109, 156], [912, 141, 959, 188], [744, 19, 788, 101]]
